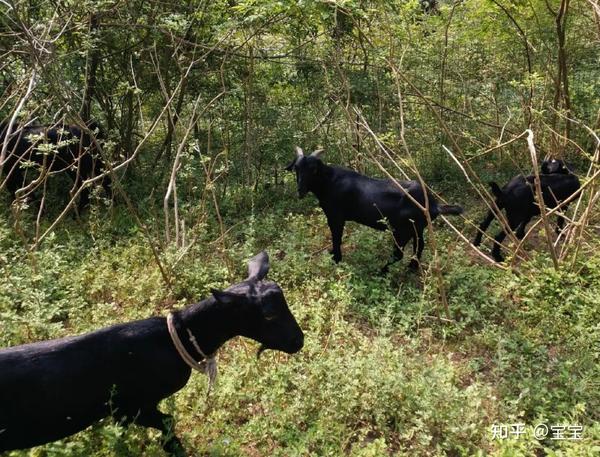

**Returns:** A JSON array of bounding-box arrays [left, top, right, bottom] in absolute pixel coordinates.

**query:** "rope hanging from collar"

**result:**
[[166, 313, 218, 389]]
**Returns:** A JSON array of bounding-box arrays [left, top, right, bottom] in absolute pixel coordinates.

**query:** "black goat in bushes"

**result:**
[[285, 147, 464, 270], [0, 252, 303, 455], [473, 159, 580, 262], [0, 121, 111, 211]]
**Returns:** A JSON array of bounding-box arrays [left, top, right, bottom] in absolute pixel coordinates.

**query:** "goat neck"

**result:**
[[175, 296, 236, 358], [308, 163, 335, 201]]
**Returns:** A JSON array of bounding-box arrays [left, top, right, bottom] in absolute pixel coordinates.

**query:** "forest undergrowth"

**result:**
[[1, 181, 598, 457]]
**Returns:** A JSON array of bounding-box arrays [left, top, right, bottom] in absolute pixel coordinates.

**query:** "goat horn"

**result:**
[[310, 149, 324, 158], [295, 146, 304, 158]]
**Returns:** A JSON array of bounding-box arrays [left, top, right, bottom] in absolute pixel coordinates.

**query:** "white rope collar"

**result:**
[[166, 312, 218, 389]]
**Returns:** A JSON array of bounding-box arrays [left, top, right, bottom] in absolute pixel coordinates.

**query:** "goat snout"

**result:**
[[288, 333, 304, 353]]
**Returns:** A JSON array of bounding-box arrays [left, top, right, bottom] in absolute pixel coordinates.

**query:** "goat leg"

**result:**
[[491, 229, 508, 262], [327, 217, 345, 263], [492, 214, 525, 262], [555, 206, 568, 234], [135, 407, 185, 456], [515, 215, 533, 239], [381, 229, 412, 273], [473, 210, 496, 246]]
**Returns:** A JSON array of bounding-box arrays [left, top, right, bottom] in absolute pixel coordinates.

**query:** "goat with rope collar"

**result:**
[[0, 251, 304, 455]]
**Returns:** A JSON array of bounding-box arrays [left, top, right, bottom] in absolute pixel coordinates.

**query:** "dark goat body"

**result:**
[[0, 121, 111, 211], [286, 147, 463, 269], [0, 252, 303, 454], [473, 159, 580, 262]]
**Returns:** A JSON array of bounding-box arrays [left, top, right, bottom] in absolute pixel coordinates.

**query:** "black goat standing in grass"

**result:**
[[473, 159, 580, 262], [0, 121, 111, 212], [285, 147, 464, 270], [0, 252, 303, 455]]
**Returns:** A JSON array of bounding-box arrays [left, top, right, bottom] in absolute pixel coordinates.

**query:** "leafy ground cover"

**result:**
[[1, 187, 598, 456]]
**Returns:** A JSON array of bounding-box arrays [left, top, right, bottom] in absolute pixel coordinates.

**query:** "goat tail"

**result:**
[[437, 204, 464, 216]]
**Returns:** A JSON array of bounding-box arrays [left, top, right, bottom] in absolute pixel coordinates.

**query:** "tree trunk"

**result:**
[[551, 0, 572, 152], [81, 13, 100, 123]]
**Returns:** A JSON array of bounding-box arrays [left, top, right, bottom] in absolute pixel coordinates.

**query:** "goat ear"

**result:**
[[247, 251, 269, 281], [285, 146, 305, 171], [211, 288, 244, 305], [310, 149, 324, 158]]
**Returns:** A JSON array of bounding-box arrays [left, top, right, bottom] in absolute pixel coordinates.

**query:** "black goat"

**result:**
[[473, 159, 580, 262], [0, 121, 111, 211], [0, 252, 303, 454], [285, 147, 464, 269]]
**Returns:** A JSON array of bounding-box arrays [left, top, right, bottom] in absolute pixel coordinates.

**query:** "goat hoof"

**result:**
[[408, 259, 420, 271]]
